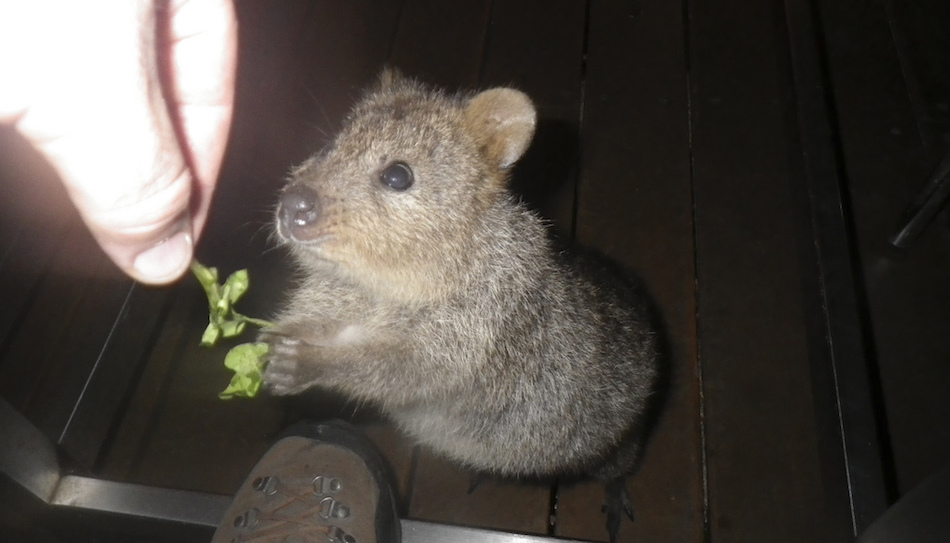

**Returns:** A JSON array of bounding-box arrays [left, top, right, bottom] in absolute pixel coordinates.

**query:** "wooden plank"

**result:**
[[0, 271, 86, 414], [95, 289, 202, 482], [116, 310, 288, 494], [359, 421, 417, 512], [96, 280, 288, 494], [24, 275, 132, 442], [560, 0, 703, 542], [388, 0, 492, 89], [58, 283, 176, 469], [0, 223, 114, 416], [199, 0, 317, 268], [0, 127, 74, 357], [408, 450, 552, 534], [818, 0, 950, 496], [783, 0, 888, 530], [478, 0, 586, 230], [283, 0, 408, 156], [0, 223, 67, 352], [688, 0, 853, 540], [9, 223, 130, 435], [884, 0, 950, 157]]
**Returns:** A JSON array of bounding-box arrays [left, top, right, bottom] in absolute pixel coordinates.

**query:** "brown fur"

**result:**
[[263, 72, 660, 483]]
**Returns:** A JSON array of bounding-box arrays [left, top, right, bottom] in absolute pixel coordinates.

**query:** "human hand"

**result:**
[[0, 0, 237, 284]]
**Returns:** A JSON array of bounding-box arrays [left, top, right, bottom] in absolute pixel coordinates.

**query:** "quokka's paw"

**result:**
[[259, 331, 319, 396], [603, 477, 635, 543]]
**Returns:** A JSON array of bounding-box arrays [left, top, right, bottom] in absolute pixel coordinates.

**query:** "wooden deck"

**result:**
[[3, 0, 950, 541]]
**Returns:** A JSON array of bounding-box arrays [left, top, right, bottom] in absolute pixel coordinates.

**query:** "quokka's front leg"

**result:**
[[257, 317, 353, 395], [259, 320, 400, 397], [259, 328, 329, 396]]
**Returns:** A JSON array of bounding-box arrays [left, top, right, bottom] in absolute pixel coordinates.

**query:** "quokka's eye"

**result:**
[[379, 161, 414, 191]]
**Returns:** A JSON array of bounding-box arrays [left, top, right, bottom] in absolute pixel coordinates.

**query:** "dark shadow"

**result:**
[[509, 118, 581, 224]]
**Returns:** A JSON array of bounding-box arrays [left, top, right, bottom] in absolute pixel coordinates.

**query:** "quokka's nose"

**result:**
[[278, 184, 320, 231]]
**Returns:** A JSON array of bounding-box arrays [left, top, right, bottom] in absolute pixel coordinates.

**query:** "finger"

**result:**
[[0, 1, 195, 284], [164, 0, 237, 238]]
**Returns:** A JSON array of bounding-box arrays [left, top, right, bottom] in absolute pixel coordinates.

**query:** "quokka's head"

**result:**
[[275, 70, 537, 303]]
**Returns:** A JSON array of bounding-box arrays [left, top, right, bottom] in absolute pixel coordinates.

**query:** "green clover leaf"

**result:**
[[200, 322, 222, 347], [192, 261, 273, 399], [223, 269, 250, 304], [218, 342, 269, 400]]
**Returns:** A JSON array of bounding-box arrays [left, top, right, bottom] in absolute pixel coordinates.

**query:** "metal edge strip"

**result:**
[[0, 396, 61, 503], [782, 0, 890, 533], [49, 475, 591, 543]]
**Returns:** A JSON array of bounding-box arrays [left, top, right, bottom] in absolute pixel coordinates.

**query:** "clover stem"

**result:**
[[235, 313, 274, 329]]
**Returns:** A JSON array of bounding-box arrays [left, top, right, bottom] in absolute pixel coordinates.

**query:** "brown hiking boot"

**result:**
[[212, 420, 400, 543]]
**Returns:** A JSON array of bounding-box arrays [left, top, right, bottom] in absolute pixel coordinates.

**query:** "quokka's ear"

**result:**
[[463, 88, 537, 170]]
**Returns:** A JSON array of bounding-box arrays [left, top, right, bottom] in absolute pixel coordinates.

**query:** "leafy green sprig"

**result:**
[[191, 261, 273, 399]]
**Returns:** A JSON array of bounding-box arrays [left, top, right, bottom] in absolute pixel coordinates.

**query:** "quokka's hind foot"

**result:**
[[602, 476, 635, 543]]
